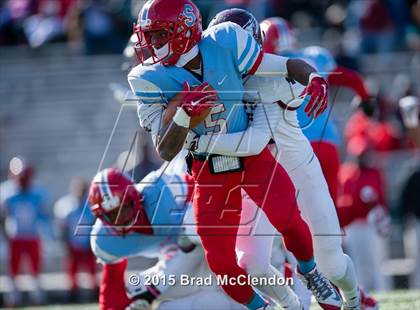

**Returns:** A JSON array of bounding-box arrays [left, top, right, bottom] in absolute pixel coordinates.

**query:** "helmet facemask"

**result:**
[[133, 0, 202, 66], [101, 198, 141, 234], [134, 22, 178, 65], [89, 168, 152, 236]]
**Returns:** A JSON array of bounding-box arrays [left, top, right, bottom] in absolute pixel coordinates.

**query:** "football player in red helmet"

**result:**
[[260, 17, 297, 55], [89, 168, 152, 236], [90, 166, 242, 310], [129, 1, 337, 309], [133, 0, 202, 66]]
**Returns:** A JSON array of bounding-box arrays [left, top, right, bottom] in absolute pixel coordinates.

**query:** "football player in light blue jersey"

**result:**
[[89, 153, 306, 310], [1, 159, 48, 306], [128, 1, 342, 310], [88, 162, 215, 309]]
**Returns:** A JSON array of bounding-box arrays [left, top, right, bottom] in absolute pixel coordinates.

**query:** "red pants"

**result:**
[[67, 246, 98, 290], [99, 260, 131, 310], [311, 141, 340, 204], [191, 147, 313, 304], [9, 238, 41, 277]]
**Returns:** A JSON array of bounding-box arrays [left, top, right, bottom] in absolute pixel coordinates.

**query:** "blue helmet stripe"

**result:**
[[100, 171, 111, 199], [141, 1, 152, 23], [142, 8, 148, 22]]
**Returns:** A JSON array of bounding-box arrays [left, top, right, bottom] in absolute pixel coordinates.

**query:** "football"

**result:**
[[189, 107, 212, 128]]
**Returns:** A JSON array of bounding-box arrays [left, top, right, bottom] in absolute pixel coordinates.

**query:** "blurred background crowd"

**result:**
[[0, 0, 419, 308], [1, 0, 419, 54]]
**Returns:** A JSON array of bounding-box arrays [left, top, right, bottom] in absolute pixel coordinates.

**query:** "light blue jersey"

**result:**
[[90, 170, 190, 264], [3, 190, 47, 239], [287, 46, 340, 145], [65, 202, 95, 250], [128, 22, 262, 137]]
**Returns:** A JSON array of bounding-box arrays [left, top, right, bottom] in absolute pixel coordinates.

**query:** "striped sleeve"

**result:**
[[137, 103, 164, 146], [127, 76, 165, 104], [90, 222, 124, 264], [234, 25, 264, 75]]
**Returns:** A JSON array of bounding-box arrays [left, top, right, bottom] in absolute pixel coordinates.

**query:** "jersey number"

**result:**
[[204, 103, 227, 133]]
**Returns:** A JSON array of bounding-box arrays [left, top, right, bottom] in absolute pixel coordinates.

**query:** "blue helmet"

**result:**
[[302, 46, 337, 76]]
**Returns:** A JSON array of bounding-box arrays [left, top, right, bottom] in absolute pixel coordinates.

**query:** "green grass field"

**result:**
[[19, 289, 420, 310]]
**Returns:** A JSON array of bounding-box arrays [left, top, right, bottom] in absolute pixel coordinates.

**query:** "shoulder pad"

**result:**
[[128, 64, 167, 104], [128, 63, 185, 104], [90, 221, 123, 264]]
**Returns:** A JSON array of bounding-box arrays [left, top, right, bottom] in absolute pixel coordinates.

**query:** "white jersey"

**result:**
[[199, 75, 354, 301], [197, 75, 313, 172]]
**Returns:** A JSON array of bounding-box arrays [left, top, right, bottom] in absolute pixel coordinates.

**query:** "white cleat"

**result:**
[[344, 287, 379, 310], [343, 295, 362, 310]]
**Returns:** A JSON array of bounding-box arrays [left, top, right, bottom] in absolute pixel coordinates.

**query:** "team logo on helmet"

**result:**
[[183, 4, 196, 27], [133, 0, 202, 66]]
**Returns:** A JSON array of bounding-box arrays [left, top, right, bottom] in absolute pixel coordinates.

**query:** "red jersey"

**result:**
[[337, 163, 387, 227]]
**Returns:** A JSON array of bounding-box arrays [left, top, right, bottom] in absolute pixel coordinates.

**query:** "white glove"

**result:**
[[399, 96, 419, 128]]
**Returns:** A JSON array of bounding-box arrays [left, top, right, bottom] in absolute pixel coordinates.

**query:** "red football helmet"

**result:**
[[134, 0, 202, 66], [260, 17, 297, 54], [88, 168, 152, 235]]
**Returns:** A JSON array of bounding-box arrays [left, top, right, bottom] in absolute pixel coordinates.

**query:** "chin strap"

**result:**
[[153, 43, 170, 59], [175, 45, 199, 67]]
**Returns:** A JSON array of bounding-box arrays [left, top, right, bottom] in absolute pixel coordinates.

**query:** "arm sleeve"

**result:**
[[253, 53, 289, 77], [137, 103, 165, 146], [328, 65, 370, 101], [196, 103, 275, 156], [127, 75, 167, 105]]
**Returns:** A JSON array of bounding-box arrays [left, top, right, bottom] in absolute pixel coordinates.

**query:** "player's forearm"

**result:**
[[199, 127, 269, 156], [286, 58, 317, 85], [197, 103, 275, 156], [254, 53, 317, 86], [157, 122, 189, 161], [156, 98, 189, 161]]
